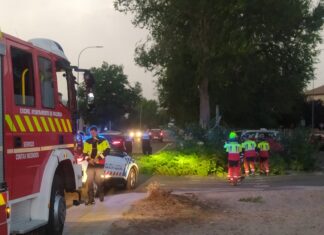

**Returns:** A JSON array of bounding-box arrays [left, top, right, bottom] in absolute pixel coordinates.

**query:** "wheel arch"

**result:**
[[126, 163, 139, 177], [30, 149, 81, 221], [54, 159, 76, 192]]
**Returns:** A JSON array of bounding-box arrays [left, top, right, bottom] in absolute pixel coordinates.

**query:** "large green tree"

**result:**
[[115, 0, 324, 128], [78, 62, 141, 128]]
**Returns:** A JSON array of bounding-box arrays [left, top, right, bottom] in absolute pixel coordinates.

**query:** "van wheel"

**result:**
[[47, 174, 66, 235], [126, 168, 137, 190]]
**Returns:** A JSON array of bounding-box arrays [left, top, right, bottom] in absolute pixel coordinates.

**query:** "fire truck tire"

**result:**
[[47, 174, 66, 235], [126, 167, 137, 190]]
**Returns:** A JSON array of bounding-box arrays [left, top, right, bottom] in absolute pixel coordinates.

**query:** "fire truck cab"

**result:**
[[0, 33, 82, 234]]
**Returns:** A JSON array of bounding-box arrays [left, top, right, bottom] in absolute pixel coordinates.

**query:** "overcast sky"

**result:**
[[0, 0, 323, 98], [0, 0, 155, 98]]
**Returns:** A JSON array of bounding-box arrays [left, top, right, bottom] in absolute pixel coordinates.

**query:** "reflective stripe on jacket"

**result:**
[[224, 141, 241, 161], [83, 136, 110, 163], [242, 140, 257, 157], [258, 141, 270, 158]]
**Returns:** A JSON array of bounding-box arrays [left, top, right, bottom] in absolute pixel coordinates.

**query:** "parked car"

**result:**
[[149, 128, 164, 142], [310, 130, 324, 150], [100, 131, 126, 152], [237, 129, 284, 152]]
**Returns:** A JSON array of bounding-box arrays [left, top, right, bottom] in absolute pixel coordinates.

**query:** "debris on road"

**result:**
[[110, 181, 324, 235], [110, 182, 214, 235]]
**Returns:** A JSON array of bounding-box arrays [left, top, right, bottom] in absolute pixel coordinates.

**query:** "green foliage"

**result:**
[[170, 125, 318, 175], [115, 0, 324, 128], [78, 62, 141, 127], [269, 154, 287, 175], [137, 151, 225, 177], [280, 128, 317, 171]]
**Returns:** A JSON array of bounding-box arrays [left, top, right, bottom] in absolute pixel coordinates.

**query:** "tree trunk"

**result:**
[[199, 77, 210, 128]]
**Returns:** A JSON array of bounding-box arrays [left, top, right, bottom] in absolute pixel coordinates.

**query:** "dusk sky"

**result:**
[[1, 0, 323, 98]]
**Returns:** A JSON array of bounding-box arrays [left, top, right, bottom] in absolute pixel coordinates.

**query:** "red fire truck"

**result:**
[[0, 32, 85, 234]]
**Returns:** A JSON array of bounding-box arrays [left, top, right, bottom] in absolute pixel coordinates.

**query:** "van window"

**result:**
[[11, 47, 35, 106], [38, 57, 54, 108]]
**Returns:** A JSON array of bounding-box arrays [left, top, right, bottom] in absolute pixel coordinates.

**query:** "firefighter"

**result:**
[[257, 134, 270, 176], [83, 126, 110, 205], [224, 132, 242, 182], [241, 135, 257, 176]]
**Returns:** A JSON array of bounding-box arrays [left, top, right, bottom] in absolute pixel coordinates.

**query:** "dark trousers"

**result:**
[[86, 165, 104, 201], [142, 139, 152, 155], [125, 141, 133, 155]]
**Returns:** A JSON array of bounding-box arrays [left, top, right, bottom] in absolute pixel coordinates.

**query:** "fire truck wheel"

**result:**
[[47, 174, 66, 235], [126, 167, 137, 190]]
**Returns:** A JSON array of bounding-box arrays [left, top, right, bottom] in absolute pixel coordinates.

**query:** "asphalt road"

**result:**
[[132, 130, 175, 154], [135, 172, 324, 193], [63, 136, 324, 235], [64, 171, 324, 235], [63, 141, 170, 235], [64, 192, 146, 235]]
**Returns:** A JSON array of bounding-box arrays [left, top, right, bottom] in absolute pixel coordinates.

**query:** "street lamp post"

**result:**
[[77, 45, 103, 83], [76, 45, 103, 131]]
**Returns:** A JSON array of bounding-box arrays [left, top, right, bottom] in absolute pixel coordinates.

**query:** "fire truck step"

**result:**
[[11, 219, 47, 234]]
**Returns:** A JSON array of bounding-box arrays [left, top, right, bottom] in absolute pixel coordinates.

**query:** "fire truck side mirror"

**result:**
[[83, 71, 95, 92]]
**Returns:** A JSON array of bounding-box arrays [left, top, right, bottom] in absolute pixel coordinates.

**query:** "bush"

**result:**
[[137, 151, 225, 177], [280, 128, 317, 171], [269, 154, 287, 175], [163, 126, 318, 175]]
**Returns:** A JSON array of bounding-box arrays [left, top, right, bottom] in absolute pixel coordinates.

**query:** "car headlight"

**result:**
[[136, 131, 142, 137], [129, 131, 135, 137]]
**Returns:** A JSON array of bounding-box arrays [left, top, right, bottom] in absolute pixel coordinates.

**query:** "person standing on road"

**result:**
[[142, 129, 152, 155], [125, 134, 133, 155], [241, 135, 257, 176], [83, 126, 110, 205], [224, 132, 242, 182], [257, 135, 270, 176]]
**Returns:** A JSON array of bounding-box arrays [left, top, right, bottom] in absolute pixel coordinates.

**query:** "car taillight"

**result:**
[[160, 132, 163, 136], [112, 140, 121, 145]]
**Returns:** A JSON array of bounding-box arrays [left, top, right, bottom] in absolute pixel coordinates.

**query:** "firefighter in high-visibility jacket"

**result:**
[[241, 136, 257, 176], [224, 132, 242, 181], [257, 135, 270, 176], [83, 126, 110, 205]]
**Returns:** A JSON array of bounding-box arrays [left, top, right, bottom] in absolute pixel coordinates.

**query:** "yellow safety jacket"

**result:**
[[257, 141, 270, 157], [83, 136, 110, 161]]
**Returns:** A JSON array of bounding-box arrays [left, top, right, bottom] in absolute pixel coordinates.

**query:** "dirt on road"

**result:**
[[110, 182, 324, 235]]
